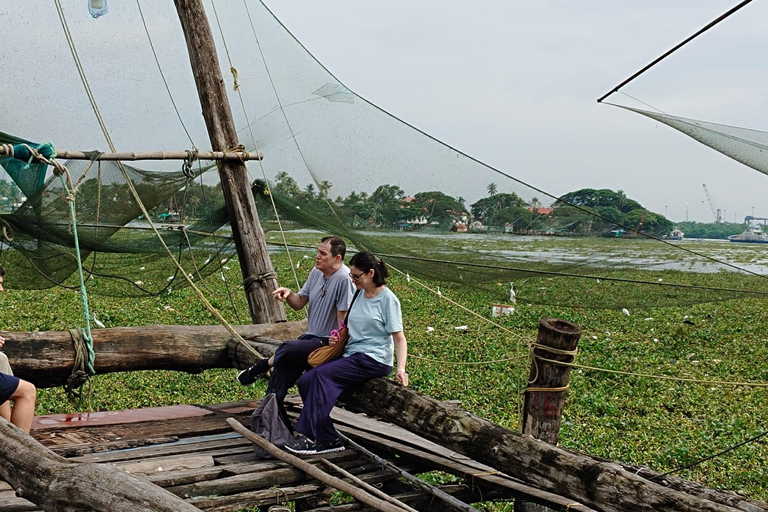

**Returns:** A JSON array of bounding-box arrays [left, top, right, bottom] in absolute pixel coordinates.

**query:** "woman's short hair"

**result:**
[[349, 251, 388, 286]]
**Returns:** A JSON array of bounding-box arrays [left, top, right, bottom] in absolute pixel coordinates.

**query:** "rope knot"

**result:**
[[243, 271, 278, 291], [182, 148, 198, 178]]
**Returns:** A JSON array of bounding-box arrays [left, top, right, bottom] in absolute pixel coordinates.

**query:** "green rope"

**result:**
[[59, 170, 96, 376]]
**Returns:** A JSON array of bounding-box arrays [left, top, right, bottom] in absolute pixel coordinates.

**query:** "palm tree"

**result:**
[[304, 183, 316, 198], [487, 183, 498, 197], [318, 180, 332, 198]]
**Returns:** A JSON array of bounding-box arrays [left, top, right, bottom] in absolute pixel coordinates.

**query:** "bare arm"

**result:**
[[392, 331, 408, 387], [272, 287, 309, 311], [336, 309, 347, 328]]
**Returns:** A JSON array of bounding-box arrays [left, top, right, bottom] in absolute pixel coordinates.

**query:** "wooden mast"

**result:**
[[172, 0, 285, 324]]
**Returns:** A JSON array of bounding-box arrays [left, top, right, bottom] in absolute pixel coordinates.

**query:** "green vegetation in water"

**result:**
[[2, 236, 768, 504]]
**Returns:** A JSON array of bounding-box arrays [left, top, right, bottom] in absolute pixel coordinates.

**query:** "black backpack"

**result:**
[[250, 393, 294, 459]]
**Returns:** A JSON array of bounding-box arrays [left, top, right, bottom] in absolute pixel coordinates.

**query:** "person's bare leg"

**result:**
[[0, 401, 10, 422], [9, 380, 36, 434]]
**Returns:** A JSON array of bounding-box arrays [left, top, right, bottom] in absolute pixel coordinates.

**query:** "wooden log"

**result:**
[[614, 462, 768, 512], [1, 321, 306, 388], [0, 420, 202, 512], [341, 379, 750, 512], [516, 318, 581, 512], [173, 0, 286, 325]]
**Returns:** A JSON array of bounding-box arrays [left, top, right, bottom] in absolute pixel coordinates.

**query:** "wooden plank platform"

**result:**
[[0, 397, 593, 512]]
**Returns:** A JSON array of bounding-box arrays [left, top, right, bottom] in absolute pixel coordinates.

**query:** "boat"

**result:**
[[668, 227, 684, 240], [728, 224, 768, 244]]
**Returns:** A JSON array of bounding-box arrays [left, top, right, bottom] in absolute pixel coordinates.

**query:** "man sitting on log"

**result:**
[[237, 236, 354, 401], [0, 266, 37, 433]]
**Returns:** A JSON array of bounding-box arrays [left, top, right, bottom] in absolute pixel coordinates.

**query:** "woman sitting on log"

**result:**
[[285, 251, 408, 455]]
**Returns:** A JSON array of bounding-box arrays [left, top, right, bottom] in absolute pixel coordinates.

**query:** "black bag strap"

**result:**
[[342, 289, 362, 327]]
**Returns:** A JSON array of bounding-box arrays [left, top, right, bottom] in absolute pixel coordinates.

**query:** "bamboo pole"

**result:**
[[337, 431, 483, 512], [0, 146, 263, 162], [319, 458, 418, 512], [516, 318, 582, 512], [226, 418, 407, 512]]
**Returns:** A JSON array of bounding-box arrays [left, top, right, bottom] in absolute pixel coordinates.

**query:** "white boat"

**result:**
[[668, 227, 684, 241], [728, 224, 768, 244]]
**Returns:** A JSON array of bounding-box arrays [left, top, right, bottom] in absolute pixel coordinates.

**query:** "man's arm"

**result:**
[[336, 309, 347, 327], [272, 287, 309, 311]]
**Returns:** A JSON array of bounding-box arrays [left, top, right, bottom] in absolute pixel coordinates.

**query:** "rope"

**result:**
[[211, 0, 301, 292], [0, 144, 14, 158], [0, 218, 14, 243], [182, 148, 198, 178], [528, 342, 578, 387], [14, 142, 98, 392], [65, 328, 93, 399], [54, 0, 265, 360], [135, 0, 196, 146], [243, 271, 278, 292], [537, 355, 768, 388]]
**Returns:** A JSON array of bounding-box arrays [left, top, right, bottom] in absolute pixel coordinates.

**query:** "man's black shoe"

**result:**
[[237, 358, 270, 385]]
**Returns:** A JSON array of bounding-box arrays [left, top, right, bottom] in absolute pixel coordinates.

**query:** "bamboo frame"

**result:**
[[0, 147, 262, 162]]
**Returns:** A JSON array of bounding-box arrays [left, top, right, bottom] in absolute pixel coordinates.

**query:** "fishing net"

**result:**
[[614, 105, 768, 179], [0, 1, 766, 310]]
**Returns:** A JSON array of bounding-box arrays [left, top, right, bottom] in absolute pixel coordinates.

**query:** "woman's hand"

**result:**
[[395, 369, 409, 387], [0, 336, 4, 349]]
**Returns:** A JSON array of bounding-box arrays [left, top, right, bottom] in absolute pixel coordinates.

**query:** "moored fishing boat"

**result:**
[[728, 224, 768, 244]]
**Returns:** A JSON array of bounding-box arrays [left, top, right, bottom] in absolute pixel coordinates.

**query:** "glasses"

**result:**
[[349, 272, 364, 281]]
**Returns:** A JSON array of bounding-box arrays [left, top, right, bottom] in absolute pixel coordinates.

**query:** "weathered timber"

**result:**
[[615, 462, 768, 512], [227, 418, 406, 512], [517, 318, 581, 512], [337, 431, 480, 512], [0, 421, 201, 512], [1, 321, 305, 387], [173, 0, 285, 325], [341, 379, 751, 512]]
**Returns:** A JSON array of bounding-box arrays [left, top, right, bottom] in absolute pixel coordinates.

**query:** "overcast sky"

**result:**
[[2, 0, 768, 223]]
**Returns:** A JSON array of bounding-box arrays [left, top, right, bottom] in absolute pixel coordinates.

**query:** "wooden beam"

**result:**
[[173, 0, 286, 325], [0, 420, 201, 512], [341, 379, 749, 512], [0, 147, 263, 162], [1, 321, 305, 388]]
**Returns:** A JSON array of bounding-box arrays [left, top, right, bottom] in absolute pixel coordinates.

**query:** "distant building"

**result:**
[[527, 206, 553, 215]]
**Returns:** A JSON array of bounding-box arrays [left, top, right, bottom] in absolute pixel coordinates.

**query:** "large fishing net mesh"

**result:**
[[0, 1, 767, 310]]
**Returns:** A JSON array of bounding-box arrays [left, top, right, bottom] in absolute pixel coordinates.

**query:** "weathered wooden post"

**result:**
[[173, 0, 286, 324], [515, 318, 581, 512]]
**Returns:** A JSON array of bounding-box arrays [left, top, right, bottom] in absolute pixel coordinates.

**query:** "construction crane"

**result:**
[[702, 183, 722, 223]]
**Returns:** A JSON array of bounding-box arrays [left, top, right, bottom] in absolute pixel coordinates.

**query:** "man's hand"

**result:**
[[272, 287, 292, 302]]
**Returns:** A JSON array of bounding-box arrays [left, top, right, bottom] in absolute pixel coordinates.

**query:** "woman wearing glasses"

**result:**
[[285, 251, 408, 455]]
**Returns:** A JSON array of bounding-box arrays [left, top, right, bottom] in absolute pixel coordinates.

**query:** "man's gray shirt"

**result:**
[[298, 264, 354, 337]]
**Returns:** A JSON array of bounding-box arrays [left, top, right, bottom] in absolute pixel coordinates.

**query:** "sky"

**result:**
[[2, 0, 768, 224]]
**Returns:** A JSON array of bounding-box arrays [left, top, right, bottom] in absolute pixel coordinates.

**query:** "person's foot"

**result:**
[[237, 358, 270, 385], [314, 438, 345, 454], [285, 435, 317, 455]]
